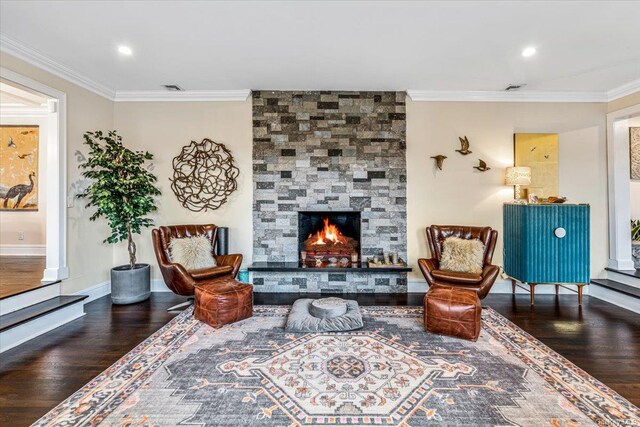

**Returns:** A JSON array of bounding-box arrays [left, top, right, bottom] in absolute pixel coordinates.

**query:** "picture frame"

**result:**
[[630, 127, 640, 180], [0, 125, 39, 211]]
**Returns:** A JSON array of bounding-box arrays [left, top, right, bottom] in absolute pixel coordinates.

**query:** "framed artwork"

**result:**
[[630, 127, 640, 180], [0, 125, 39, 211], [514, 133, 559, 199]]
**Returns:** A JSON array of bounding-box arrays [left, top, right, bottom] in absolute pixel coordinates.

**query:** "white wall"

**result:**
[[0, 50, 622, 294], [406, 100, 608, 280], [115, 99, 610, 285], [112, 101, 253, 280], [0, 114, 47, 255]]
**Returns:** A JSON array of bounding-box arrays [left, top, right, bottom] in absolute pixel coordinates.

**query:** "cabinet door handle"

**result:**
[[554, 227, 566, 238]]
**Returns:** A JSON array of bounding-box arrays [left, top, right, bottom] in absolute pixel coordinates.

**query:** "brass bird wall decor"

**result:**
[[456, 136, 472, 155], [474, 159, 491, 172], [430, 155, 447, 170]]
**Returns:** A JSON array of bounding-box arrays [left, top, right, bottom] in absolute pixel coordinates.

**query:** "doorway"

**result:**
[[606, 103, 640, 274], [0, 68, 67, 300]]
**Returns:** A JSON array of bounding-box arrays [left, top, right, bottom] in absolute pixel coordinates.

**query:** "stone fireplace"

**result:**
[[251, 90, 408, 293]]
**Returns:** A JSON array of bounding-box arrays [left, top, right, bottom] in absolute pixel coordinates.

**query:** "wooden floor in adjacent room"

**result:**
[[0, 292, 638, 426], [0, 256, 47, 299]]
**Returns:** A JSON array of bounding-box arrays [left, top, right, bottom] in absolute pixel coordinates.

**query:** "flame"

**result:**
[[309, 218, 347, 246]]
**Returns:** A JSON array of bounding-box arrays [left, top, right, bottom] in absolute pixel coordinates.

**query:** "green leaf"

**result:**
[[76, 130, 161, 265]]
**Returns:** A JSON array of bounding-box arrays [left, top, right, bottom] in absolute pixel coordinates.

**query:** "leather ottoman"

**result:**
[[424, 285, 481, 341], [194, 278, 253, 328]]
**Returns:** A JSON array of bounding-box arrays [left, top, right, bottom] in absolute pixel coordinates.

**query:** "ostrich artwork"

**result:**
[[3, 171, 36, 209]]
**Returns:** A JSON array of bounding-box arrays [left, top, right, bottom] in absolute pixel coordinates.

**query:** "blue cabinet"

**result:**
[[503, 203, 590, 304]]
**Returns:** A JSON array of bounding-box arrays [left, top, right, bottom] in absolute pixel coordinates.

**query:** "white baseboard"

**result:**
[[0, 302, 85, 353], [407, 280, 428, 293], [151, 279, 171, 292], [72, 281, 111, 304], [589, 283, 640, 314], [42, 266, 69, 282], [67, 279, 168, 305], [0, 244, 45, 256], [407, 279, 590, 295]]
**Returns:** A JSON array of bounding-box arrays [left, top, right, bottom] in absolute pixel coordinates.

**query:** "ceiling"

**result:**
[[1, 1, 639, 99]]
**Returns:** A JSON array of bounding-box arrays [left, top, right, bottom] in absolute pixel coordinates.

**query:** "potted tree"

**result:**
[[632, 220, 640, 269], [78, 130, 161, 304]]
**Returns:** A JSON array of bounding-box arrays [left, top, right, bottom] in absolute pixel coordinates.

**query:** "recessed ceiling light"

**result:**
[[118, 45, 133, 56], [522, 47, 536, 58]]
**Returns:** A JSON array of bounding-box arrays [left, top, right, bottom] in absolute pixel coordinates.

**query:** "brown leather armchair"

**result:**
[[152, 225, 243, 300], [418, 225, 499, 300]]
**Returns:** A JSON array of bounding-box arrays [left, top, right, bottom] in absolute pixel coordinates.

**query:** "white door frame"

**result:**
[[0, 67, 68, 281], [607, 103, 640, 270]]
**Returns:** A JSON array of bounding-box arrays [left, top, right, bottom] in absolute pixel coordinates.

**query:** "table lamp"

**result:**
[[505, 166, 531, 203]]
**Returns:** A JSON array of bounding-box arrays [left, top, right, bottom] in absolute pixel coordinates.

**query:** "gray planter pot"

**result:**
[[111, 264, 151, 305], [633, 242, 640, 269]]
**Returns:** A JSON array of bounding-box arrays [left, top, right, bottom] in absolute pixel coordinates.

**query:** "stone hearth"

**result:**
[[252, 91, 407, 293]]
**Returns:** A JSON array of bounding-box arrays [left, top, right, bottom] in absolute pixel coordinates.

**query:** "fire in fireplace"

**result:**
[[298, 211, 361, 267]]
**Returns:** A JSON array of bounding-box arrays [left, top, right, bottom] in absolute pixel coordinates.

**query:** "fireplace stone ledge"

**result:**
[[248, 262, 412, 273]]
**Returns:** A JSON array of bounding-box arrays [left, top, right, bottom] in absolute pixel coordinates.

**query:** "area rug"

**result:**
[[33, 306, 639, 427]]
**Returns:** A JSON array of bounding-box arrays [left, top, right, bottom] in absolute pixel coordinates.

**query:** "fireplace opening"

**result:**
[[298, 211, 361, 267]]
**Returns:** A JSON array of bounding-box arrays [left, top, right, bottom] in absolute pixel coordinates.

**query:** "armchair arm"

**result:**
[[417, 258, 438, 285], [158, 262, 197, 296], [476, 264, 500, 299], [215, 254, 243, 278], [152, 228, 197, 296]]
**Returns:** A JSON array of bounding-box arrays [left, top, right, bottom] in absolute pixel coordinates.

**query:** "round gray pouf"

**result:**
[[310, 297, 348, 319]]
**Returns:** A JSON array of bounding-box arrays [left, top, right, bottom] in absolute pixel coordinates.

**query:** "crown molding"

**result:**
[[1, 33, 636, 105], [0, 33, 116, 100], [607, 79, 640, 102], [114, 89, 252, 102], [406, 89, 608, 103]]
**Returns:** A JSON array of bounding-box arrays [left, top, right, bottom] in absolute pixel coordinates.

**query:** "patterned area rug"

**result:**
[[34, 306, 638, 426]]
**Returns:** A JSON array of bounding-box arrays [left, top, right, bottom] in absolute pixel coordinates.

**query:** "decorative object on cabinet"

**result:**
[[473, 159, 491, 172], [630, 127, 640, 180], [514, 133, 558, 200], [505, 166, 531, 203], [0, 125, 39, 210], [547, 196, 567, 204], [170, 138, 239, 212], [503, 203, 590, 305], [430, 155, 447, 170], [527, 194, 539, 204], [455, 136, 472, 155]]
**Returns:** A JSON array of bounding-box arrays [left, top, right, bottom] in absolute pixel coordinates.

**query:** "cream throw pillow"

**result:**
[[439, 236, 485, 274], [169, 235, 217, 271]]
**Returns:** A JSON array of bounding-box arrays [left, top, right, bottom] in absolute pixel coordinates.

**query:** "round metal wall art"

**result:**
[[170, 138, 239, 212]]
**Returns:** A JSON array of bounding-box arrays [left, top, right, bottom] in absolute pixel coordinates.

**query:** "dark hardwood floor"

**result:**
[[0, 292, 638, 426]]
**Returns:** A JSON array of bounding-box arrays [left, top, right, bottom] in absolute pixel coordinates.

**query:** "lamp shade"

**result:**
[[505, 166, 531, 186]]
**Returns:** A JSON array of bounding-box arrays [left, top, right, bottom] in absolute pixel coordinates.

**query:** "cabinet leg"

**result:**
[[511, 279, 516, 294], [555, 284, 560, 295], [578, 285, 584, 306], [530, 284, 536, 306]]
